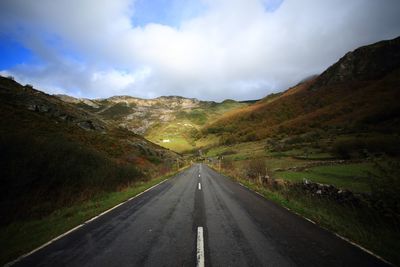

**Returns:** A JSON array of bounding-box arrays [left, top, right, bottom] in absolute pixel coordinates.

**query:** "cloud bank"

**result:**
[[1, 0, 400, 101]]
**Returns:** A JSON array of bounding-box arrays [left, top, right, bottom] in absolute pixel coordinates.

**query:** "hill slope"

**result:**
[[203, 36, 400, 149], [57, 94, 251, 153], [0, 76, 179, 225]]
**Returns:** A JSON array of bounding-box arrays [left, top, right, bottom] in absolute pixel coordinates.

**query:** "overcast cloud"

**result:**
[[1, 0, 400, 101]]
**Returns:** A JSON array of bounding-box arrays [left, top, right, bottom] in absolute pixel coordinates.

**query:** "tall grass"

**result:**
[[0, 132, 143, 225]]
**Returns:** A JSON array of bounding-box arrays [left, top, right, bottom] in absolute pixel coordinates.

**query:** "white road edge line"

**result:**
[[198, 182, 202, 190], [235, 181, 393, 266], [197, 227, 205, 267], [4, 178, 170, 267]]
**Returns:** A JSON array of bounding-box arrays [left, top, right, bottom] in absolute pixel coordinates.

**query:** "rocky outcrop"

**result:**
[[55, 93, 239, 137], [0, 76, 107, 133], [104, 95, 202, 109], [314, 36, 400, 88], [56, 94, 100, 108], [299, 179, 359, 204]]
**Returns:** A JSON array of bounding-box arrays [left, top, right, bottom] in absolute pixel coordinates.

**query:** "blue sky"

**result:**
[[132, 0, 206, 27], [0, 35, 34, 70], [0, 0, 399, 101]]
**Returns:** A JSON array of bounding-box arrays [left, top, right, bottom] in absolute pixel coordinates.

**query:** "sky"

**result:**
[[0, 0, 400, 101]]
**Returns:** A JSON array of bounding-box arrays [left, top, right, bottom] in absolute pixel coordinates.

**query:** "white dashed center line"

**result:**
[[198, 183, 201, 190], [197, 227, 205, 267]]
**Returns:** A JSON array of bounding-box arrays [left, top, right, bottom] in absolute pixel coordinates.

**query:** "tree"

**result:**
[[245, 158, 267, 184]]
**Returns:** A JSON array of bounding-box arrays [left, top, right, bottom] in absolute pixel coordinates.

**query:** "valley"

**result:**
[[1, 36, 399, 266], [58, 94, 252, 153]]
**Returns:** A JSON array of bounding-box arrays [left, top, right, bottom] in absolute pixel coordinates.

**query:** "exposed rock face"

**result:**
[[0, 75, 180, 163], [314, 36, 400, 87], [55, 94, 224, 135], [0, 77, 107, 133], [56, 94, 100, 108], [105, 95, 201, 109]]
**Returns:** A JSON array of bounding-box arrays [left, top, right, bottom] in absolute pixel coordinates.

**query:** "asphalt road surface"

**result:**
[[13, 164, 388, 267]]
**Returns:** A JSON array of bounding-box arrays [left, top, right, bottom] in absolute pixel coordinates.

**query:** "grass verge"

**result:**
[[210, 165, 399, 266], [0, 167, 187, 266], [275, 163, 375, 192]]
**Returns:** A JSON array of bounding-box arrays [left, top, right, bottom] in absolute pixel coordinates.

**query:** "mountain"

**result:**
[[56, 94, 250, 153], [202, 36, 400, 153], [0, 76, 179, 224]]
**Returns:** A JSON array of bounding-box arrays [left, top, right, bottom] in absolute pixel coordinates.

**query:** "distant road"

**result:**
[[13, 164, 388, 266]]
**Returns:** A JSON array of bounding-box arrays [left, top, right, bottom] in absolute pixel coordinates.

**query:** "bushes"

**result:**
[[331, 136, 400, 159], [219, 133, 239, 145], [0, 132, 143, 224], [245, 158, 267, 182], [206, 126, 226, 134]]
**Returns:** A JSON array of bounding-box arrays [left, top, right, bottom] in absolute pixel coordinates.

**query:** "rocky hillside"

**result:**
[[203, 36, 400, 149], [57, 95, 203, 134], [57, 93, 250, 152], [0, 76, 180, 224], [313, 36, 400, 87]]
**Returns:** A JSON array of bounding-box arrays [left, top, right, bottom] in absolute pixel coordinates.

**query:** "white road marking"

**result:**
[[198, 174, 201, 178], [4, 178, 170, 267], [197, 227, 205, 267], [235, 179, 392, 266], [198, 183, 201, 190]]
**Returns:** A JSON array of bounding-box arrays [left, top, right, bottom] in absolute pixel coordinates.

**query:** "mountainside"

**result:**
[[57, 94, 251, 153], [0, 76, 179, 224], [203, 36, 400, 149]]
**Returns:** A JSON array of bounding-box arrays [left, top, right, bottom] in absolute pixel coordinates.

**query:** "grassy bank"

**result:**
[[210, 165, 400, 265], [0, 167, 186, 266], [275, 163, 376, 192]]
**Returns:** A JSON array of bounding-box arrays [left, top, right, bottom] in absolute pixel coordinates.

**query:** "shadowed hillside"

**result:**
[[0, 76, 180, 225]]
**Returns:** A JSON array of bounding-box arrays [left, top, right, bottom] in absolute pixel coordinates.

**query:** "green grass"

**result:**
[[275, 163, 376, 192], [146, 121, 197, 153], [159, 137, 194, 153], [205, 141, 266, 159], [265, 157, 313, 170], [0, 168, 185, 266], [213, 167, 400, 266], [176, 109, 208, 125], [194, 134, 220, 149], [98, 103, 133, 119], [144, 101, 249, 154]]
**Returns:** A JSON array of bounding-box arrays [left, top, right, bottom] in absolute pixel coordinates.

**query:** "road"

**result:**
[[13, 164, 388, 267]]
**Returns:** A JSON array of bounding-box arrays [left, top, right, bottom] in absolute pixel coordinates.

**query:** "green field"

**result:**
[[275, 163, 376, 192], [145, 101, 248, 153], [205, 140, 267, 159]]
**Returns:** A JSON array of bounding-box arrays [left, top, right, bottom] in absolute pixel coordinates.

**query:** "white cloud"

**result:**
[[1, 0, 400, 101]]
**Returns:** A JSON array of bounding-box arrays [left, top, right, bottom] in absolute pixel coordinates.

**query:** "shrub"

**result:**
[[245, 158, 267, 183], [331, 136, 400, 159], [0, 132, 143, 224], [219, 134, 238, 145], [221, 157, 234, 169]]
